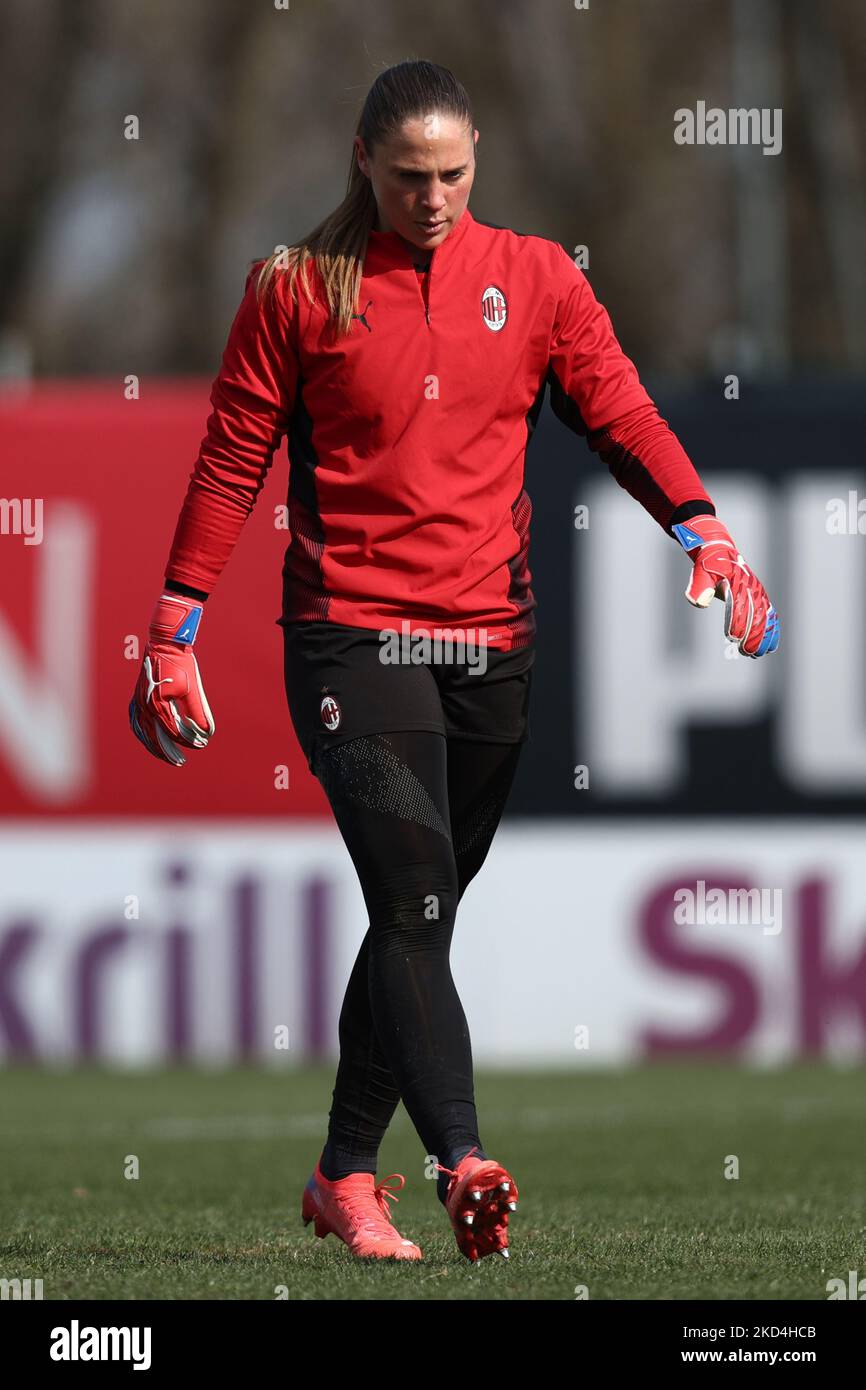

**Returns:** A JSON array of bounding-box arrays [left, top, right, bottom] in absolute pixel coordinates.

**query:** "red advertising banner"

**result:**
[[0, 383, 329, 817]]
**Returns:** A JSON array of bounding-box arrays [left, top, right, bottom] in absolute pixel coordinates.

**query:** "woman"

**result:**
[[129, 60, 779, 1265]]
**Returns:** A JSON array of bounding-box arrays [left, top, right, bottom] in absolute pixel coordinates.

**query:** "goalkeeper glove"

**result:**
[[672, 515, 780, 658], [128, 592, 215, 766]]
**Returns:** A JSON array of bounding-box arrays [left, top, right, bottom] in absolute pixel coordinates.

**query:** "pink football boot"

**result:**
[[301, 1158, 422, 1260], [436, 1147, 518, 1262]]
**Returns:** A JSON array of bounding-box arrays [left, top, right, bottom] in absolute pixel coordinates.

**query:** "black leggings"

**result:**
[[312, 729, 523, 1181]]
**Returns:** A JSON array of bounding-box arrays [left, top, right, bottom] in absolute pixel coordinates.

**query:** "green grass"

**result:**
[[0, 1063, 863, 1299]]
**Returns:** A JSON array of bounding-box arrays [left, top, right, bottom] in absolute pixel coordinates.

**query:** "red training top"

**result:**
[[164, 207, 714, 650]]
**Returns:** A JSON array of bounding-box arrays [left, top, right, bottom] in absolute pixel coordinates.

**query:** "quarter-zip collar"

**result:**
[[364, 205, 475, 273]]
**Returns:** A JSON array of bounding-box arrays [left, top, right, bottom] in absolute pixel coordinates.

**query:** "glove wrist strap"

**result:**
[[673, 516, 735, 554], [149, 592, 204, 646]]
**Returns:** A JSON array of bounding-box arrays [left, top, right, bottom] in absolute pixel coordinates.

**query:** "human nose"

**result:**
[[421, 183, 448, 212]]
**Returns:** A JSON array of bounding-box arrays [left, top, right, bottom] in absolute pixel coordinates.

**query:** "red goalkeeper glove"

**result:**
[[673, 515, 780, 658], [128, 593, 215, 766]]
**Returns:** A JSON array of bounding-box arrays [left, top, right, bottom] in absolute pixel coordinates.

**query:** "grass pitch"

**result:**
[[0, 1063, 862, 1300]]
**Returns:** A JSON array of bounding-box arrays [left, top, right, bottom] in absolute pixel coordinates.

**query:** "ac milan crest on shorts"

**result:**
[[281, 619, 535, 772], [320, 691, 341, 731]]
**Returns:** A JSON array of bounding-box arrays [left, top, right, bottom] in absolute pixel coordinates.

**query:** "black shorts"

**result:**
[[280, 620, 535, 773]]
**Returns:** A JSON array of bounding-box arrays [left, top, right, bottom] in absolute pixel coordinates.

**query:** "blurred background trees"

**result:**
[[0, 0, 863, 379]]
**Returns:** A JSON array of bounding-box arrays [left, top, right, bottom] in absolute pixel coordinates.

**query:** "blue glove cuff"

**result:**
[[169, 605, 203, 644], [672, 522, 706, 551]]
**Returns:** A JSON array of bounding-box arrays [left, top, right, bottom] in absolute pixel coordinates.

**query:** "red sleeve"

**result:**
[[546, 244, 714, 532], [163, 262, 298, 594]]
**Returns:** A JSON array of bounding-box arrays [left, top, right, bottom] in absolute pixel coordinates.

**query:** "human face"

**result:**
[[355, 115, 478, 251]]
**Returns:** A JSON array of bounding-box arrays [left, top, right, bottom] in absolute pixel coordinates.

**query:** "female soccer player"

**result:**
[[129, 60, 779, 1264]]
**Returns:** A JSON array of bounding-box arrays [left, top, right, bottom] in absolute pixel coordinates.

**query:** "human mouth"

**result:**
[[418, 219, 446, 233]]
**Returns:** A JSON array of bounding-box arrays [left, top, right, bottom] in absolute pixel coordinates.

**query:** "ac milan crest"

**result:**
[[320, 692, 341, 731], [481, 285, 507, 332]]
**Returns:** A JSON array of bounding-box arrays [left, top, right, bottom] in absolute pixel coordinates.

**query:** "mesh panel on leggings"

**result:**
[[452, 788, 510, 860], [314, 735, 451, 839]]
